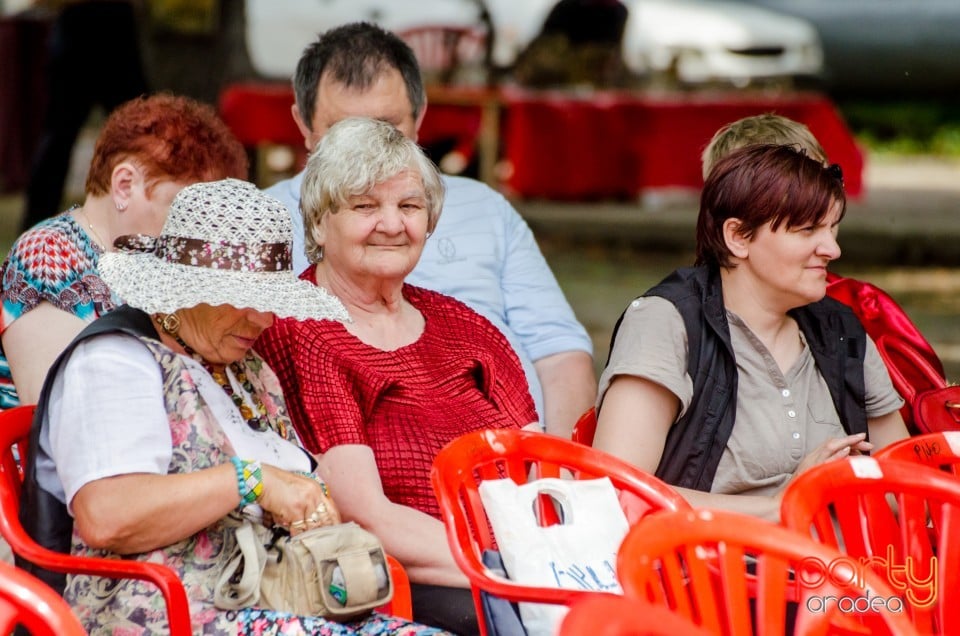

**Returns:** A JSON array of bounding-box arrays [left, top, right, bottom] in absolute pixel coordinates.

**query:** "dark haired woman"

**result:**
[[594, 144, 908, 521]]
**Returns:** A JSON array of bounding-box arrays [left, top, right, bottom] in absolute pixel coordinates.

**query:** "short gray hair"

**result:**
[[300, 117, 444, 264]]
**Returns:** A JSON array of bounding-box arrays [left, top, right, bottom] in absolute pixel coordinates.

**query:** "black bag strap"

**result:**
[[16, 306, 158, 593]]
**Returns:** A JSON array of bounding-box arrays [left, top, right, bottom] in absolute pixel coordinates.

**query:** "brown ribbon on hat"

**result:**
[[113, 234, 292, 272]]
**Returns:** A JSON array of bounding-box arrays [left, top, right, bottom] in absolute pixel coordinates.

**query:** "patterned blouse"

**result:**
[[0, 210, 117, 408], [257, 278, 537, 519]]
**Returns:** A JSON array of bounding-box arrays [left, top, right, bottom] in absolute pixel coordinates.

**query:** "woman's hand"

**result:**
[[792, 433, 873, 479], [258, 466, 341, 536]]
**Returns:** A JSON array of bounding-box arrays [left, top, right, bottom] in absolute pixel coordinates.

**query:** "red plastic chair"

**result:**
[[571, 406, 597, 446], [0, 405, 413, 629], [781, 456, 960, 634], [0, 405, 192, 634], [431, 428, 689, 636], [382, 556, 413, 619], [618, 508, 920, 636], [559, 594, 712, 636], [875, 431, 960, 478], [0, 559, 85, 635], [876, 334, 960, 434]]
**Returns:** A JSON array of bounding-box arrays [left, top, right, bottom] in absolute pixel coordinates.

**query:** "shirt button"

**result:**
[[792, 432, 801, 440], [781, 389, 791, 397], [787, 410, 797, 418]]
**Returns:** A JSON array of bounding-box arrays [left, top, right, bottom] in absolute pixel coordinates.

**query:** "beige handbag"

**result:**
[[215, 519, 393, 621]]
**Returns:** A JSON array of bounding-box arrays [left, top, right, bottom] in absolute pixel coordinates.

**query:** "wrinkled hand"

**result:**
[[257, 466, 341, 536], [793, 433, 873, 479]]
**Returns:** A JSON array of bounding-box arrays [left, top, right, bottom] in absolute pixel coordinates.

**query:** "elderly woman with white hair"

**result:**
[[257, 117, 539, 635], [21, 178, 450, 635]]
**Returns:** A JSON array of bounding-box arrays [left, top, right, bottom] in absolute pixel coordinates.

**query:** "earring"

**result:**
[[156, 313, 181, 335], [116, 201, 127, 212], [317, 245, 324, 262]]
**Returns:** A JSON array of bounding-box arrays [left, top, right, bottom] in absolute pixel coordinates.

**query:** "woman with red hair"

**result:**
[[0, 93, 248, 409]]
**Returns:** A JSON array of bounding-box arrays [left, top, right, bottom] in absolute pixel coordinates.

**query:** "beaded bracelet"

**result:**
[[297, 470, 331, 499], [230, 457, 264, 507]]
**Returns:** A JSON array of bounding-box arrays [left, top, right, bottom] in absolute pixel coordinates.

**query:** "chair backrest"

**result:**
[[559, 594, 712, 636], [618, 508, 920, 636], [0, 559, 85, 635], [0, 405, 193, 635], [826, 273, 944, 432], [571, 406, 597, 446], [875, 431, 960, 477], [431, 428, 689, 636], [781, 456, 960, 634], [382, 555, 413, 620], [397, 25, 488, 86]]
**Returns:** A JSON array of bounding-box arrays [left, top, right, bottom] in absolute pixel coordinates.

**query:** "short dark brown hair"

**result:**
[[696, 144, 846, 269], [293, 22, 425, 129]]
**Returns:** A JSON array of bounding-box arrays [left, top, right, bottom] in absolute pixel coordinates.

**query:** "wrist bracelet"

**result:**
[[297, 470, 331, 499], [230, 457, 264, 507]]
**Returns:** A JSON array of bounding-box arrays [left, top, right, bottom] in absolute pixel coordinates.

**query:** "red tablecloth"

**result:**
[[500, 88, 863, 199], [216, 83, 863, 200]]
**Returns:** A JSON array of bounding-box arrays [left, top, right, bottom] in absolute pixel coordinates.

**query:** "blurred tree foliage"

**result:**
[[148, 0, 218, 35], [840, 99, 960, 157]]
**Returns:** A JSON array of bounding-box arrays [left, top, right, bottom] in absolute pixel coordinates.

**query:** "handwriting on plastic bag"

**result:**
[[549, 558, 620, 591]]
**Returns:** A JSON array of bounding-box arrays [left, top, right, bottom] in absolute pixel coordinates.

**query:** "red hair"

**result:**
[[85, 93, 248, 196], [696, 144, 846, 269]]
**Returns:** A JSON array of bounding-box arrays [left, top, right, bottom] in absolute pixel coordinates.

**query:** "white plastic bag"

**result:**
[[478, 477, 629, 636]]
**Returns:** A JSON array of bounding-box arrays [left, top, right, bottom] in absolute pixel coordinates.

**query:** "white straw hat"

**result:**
[[99, 178, 349, 322]]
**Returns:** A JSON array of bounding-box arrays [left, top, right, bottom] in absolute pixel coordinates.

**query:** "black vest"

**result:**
[[606, 266, 868, 492], [17, 306, 158, 594]]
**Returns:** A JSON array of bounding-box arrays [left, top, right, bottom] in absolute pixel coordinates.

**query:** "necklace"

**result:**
[[74, 205, 108, 250], [156, 314, 274, 434]]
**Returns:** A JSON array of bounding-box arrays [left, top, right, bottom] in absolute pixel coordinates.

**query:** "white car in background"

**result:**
[[245, 0, 485, 79], [483, 0, 823, 86], [246, 0, 823, 87], [621, 0, 823, 87]]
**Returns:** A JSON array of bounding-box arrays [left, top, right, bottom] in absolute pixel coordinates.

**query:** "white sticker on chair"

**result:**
[[945, 431, 960, 456], [849, 456, 884, 479]]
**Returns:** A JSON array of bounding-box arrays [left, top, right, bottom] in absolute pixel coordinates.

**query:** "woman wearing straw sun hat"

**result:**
[[20, 178, 450, 635]]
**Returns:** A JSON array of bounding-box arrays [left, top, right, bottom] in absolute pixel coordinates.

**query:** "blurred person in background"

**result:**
[[513, 0, 630, 87], [701, 112, 827, 177], [0, 93, 248, 409], [267, 22, 595, 439], [20, 0, 149, 231]]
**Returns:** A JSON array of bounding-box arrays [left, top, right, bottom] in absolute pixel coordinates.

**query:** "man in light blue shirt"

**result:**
[[266, 22, 596, 438]]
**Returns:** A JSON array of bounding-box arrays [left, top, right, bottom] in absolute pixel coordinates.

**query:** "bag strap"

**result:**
[[214, 520, 267, 610], [336, 551, 380, 606]]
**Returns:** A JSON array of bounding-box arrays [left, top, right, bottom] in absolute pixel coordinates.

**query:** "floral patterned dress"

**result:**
[[0, 209, 117, 408], [60, 331, 448, 636]]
